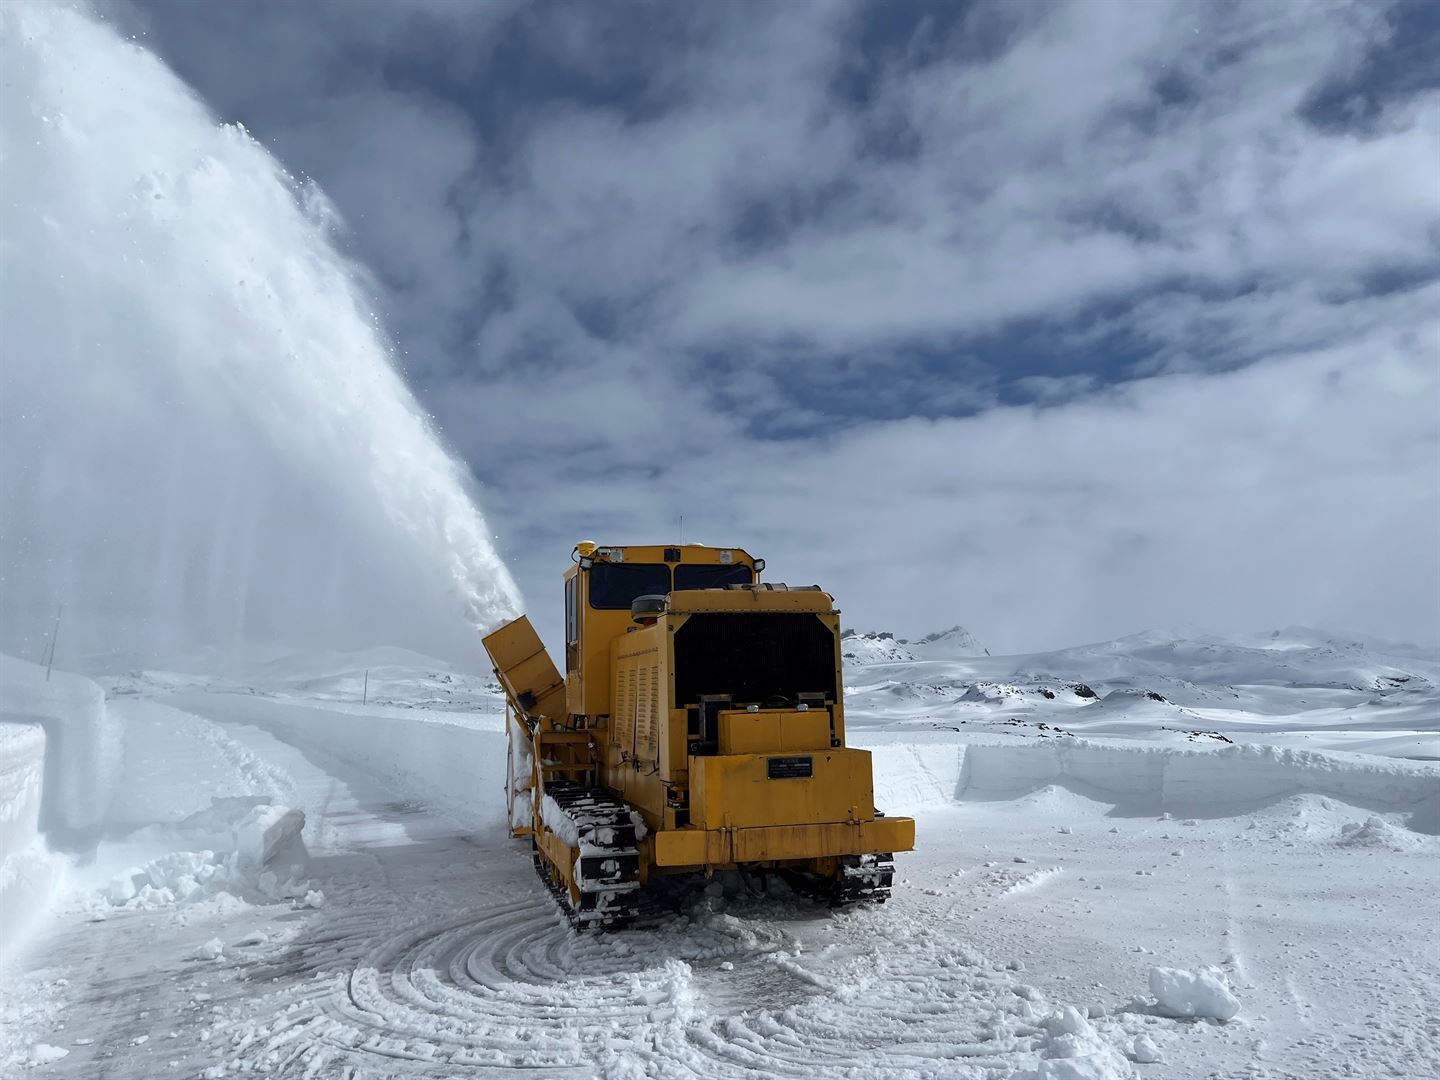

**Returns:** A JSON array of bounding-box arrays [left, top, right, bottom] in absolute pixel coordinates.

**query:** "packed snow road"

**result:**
[[3, 672, 1438, 1079]]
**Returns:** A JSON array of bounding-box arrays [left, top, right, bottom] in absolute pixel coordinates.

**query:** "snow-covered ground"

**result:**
[[1, 628, 1436, 1078]]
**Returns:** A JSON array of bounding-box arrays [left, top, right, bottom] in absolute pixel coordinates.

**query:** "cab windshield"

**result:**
[[674, 564, 753, 590], [587, 563, 671, 609], [587, 560, 754, 608]]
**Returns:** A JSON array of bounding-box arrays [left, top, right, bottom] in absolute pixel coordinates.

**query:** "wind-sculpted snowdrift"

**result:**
[[0, 3, 520, 668]]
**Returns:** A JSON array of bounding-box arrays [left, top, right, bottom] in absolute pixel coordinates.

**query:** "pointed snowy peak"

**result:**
[[840, 631, 917, 664], [911, 625, 988, 657]]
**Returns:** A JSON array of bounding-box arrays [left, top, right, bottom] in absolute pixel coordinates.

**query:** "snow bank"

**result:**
[[0, 723, 64, 955], [173, 694, 508, 831], [865, 742, 964, 814], [1148, 966, 1241, 1021], [0, 656, 120, 954], [0, 655, 122, 835], [0, 723, 45, 860], [957, 739, 1440, 827]]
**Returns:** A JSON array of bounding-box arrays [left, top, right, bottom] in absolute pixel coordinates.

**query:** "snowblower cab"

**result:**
[[483, 542, 914, 929]]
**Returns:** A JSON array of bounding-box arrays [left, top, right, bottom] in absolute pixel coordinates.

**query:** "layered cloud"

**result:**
[[112, 0, 1440, 652]]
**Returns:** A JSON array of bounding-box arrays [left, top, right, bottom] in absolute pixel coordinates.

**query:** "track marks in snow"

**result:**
[[216, 896, 1146, 1079]]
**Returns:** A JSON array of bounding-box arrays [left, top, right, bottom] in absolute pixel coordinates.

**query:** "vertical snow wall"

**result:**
[[0, 3, 521, 668]]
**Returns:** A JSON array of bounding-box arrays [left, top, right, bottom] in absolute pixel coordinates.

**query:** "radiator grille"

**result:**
[[673, 613, 837, 707]]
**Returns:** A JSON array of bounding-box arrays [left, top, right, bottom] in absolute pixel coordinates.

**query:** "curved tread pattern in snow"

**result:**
[[222, 897, 1126, 1079]]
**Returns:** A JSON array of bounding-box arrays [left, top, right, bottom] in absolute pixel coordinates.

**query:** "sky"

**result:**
[[100, 0, 1440, 655]]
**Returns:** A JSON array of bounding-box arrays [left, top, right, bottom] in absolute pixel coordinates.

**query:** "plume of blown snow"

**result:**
[[0, 3, 521, 667]]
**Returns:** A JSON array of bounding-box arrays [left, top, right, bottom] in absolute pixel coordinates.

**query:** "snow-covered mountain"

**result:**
[[841, 626, 1440, 760], [840, 630, 917, 664], [911, 625, 989, 658], [841, 625, 988, 664]]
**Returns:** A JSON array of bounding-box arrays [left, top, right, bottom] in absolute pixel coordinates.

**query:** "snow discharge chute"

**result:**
[[0, 3, 521, 666]]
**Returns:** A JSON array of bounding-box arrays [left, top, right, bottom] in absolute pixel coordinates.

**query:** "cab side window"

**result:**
[[565, 575, 580, 674]]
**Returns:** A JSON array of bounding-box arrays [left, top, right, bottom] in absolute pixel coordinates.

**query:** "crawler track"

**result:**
[[536, 783, 641, 931], [833, 852, 895, 905]]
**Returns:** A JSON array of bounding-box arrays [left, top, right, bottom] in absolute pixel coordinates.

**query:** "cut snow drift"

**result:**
[[956, 740, 1438, 827], [0, 655, 121, 835]]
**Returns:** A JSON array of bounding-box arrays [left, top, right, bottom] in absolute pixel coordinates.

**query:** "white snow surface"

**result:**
[[0, 629, 1435, 1078]]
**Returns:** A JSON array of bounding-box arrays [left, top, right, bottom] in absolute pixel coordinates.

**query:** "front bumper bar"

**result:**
[[652, 815, 915, 868]]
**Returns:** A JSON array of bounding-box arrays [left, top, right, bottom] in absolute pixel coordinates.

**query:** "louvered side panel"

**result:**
[[614, 664, 634, 749], [637, 665, 660, 762]]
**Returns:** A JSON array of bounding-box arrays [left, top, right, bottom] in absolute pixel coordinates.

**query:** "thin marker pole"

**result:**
[[44, 604, 63, 682]]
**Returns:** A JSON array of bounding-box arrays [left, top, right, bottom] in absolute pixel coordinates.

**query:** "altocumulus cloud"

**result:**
[[111, 0, 1439, 653]]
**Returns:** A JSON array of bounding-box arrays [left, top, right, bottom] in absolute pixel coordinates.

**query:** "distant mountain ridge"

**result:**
[[841, 625, 989, 663], [838, 624, 1438, 721]]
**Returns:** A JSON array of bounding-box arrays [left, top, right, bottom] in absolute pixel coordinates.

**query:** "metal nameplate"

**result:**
[[767, 755, 813, 780]]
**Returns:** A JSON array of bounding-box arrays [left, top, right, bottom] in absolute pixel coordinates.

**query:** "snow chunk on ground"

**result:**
[[1018, 1006, 1135, 1079], [1336, 815, 1419, 851], [191, 937, 225, 961], [166, 797, 307, 867], [29, 1042, 69, 1064], [95, 798, 309, 910], [1149, 965, 1241, 1020], [1131, 1035, 1162, 1063]]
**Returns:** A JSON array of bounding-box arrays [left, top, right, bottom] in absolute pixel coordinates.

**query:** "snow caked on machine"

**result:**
[[482, 542, 915, 929]]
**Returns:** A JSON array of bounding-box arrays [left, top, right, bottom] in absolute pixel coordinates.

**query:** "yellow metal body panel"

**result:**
[[668, 589, 834, 614], [690, 749, 876, 829], [653, 816, 915, 867], [482, 616, 566, 724], [566, 544, 758, 719], [611, 624, 665, 767], [716, 709, 830, 754]]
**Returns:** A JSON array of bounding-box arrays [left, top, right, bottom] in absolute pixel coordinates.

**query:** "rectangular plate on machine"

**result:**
[[767, 755, 814, 780]]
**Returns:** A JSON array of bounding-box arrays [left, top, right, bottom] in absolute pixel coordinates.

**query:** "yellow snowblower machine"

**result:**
[[482, 542, 915, 930]]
